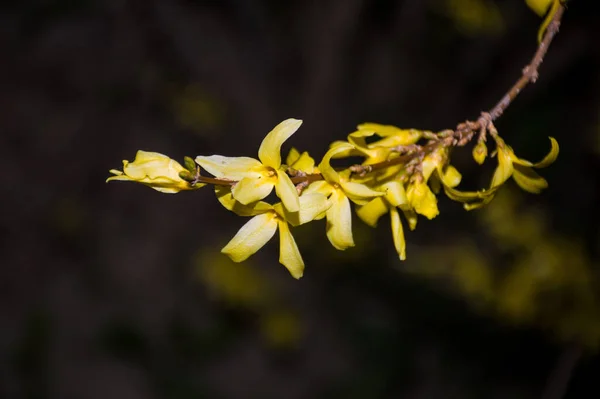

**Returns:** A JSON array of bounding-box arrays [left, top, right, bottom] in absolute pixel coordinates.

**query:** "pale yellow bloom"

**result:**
[[491, 137, 559, 193], [286, 148, 319, 174], [106, 150, 201, 193], [307, 142, 384, 250], [196, 119, 302, 212], [356, 181, 410, 260], [216, 187, 331, 279], [336, 123, 423, 165]]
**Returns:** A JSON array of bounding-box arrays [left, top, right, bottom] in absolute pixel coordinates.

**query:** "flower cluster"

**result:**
[[107, 118, 558, 279]]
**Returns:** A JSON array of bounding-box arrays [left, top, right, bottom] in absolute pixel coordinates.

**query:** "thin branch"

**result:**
[[349, 4, 566, 176], [193, 5, 567, 185], [489, 5, 565, 121]]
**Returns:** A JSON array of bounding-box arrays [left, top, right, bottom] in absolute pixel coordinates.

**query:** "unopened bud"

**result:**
[[184, 156, 197, 173], [179, 170, 194, 182], [472, 141, 488, 165]]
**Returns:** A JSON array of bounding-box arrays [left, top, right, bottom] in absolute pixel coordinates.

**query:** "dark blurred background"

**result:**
[[1, 0, 599, 398]]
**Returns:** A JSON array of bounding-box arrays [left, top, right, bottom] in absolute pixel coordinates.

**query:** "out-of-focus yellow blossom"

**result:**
[[196, 119, 302, 212], [306, 142, 384, 250], [491, 136, 559, 193], [216, 187, 331, 279], [107, 150, 202, 193]]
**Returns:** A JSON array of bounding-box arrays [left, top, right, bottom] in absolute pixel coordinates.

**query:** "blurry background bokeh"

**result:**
[[1, 0, 599, 398]]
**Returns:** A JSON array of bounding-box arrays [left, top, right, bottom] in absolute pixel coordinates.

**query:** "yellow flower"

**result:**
[[404, 147, 457, 220], [344, 123, 423, 164], [215, 187, 331, 279], [406, 181, 439, 220], [106, 150, 202, 193], [307, 142, 384, 250], [195, 119, 302, 212], [286, 148, 319, 174], [356, 181, 410, 260], [491, 137, 559, 193]]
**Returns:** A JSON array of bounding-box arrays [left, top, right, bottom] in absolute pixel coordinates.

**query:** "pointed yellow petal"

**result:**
[[132, 150, 171, 163], [318, 142, 354, 184], [222, 212, 278, 262], [407, 182, 439, 219], [195, 155, 262, 179], [440, 165, 462, 188], [511, 137, 559, 168], [491, 147, 514, 187], [286, 147, 301, 166], [512, 165, 548, 194], [402, 209, 418, 230], [326, 190, 355, 250], [296, 193, 332, 225], [382, 181, 407, 207], [390, 208, 406, 260], [258, 118, 302, 168], [123, 157, 186, 180], [444, 185, 498, 202], [275, 170, 300, 212], [356, 197, 389, 227], [215, 186, 273, 216], [289, 151, 316, 173], [277, 220, 304, 279], [232, 176, 275, 205], [341, 181, 385, 205], [357, 124, 422, 144]]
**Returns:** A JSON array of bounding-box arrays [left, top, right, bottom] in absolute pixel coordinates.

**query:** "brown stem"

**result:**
[[489, 6, 565, 121], [348, 5, 566, 177], [194, 5, 566, 186]]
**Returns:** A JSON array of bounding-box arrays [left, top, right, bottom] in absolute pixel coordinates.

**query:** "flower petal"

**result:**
[[382, 181, 407, 208], [278, 220, 304, 279], [258, 118, 302, 168], [402, 209, 418, 231], [289, 151, 316, 173], [318, 142, 354, 184], [286, 147, 301, 166], [512, 137, 559, 168], [195, 155, 262, 180], [407, 182, 439, 219], [390, 208, 406, 260], [440, 165, 462, 188], [444, 185, 498, 202], [326, 190, 355, 250], [232, 176, 275, 205], [356, 197, 389, 227], [341, 181, 385, 205], [275, 170, 300, 212], [512, 165, 548, 194], [215, 186, 273, 216], [275, 193, 331, 226], [491, 147, 514, 187], [222, 213, 278, 262]]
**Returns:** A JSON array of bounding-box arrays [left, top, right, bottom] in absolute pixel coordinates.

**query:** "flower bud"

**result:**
[[472, 141, 488, 165]]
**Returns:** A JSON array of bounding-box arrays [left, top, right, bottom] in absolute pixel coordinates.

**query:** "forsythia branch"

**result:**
[[107, 3, 566, 279]]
